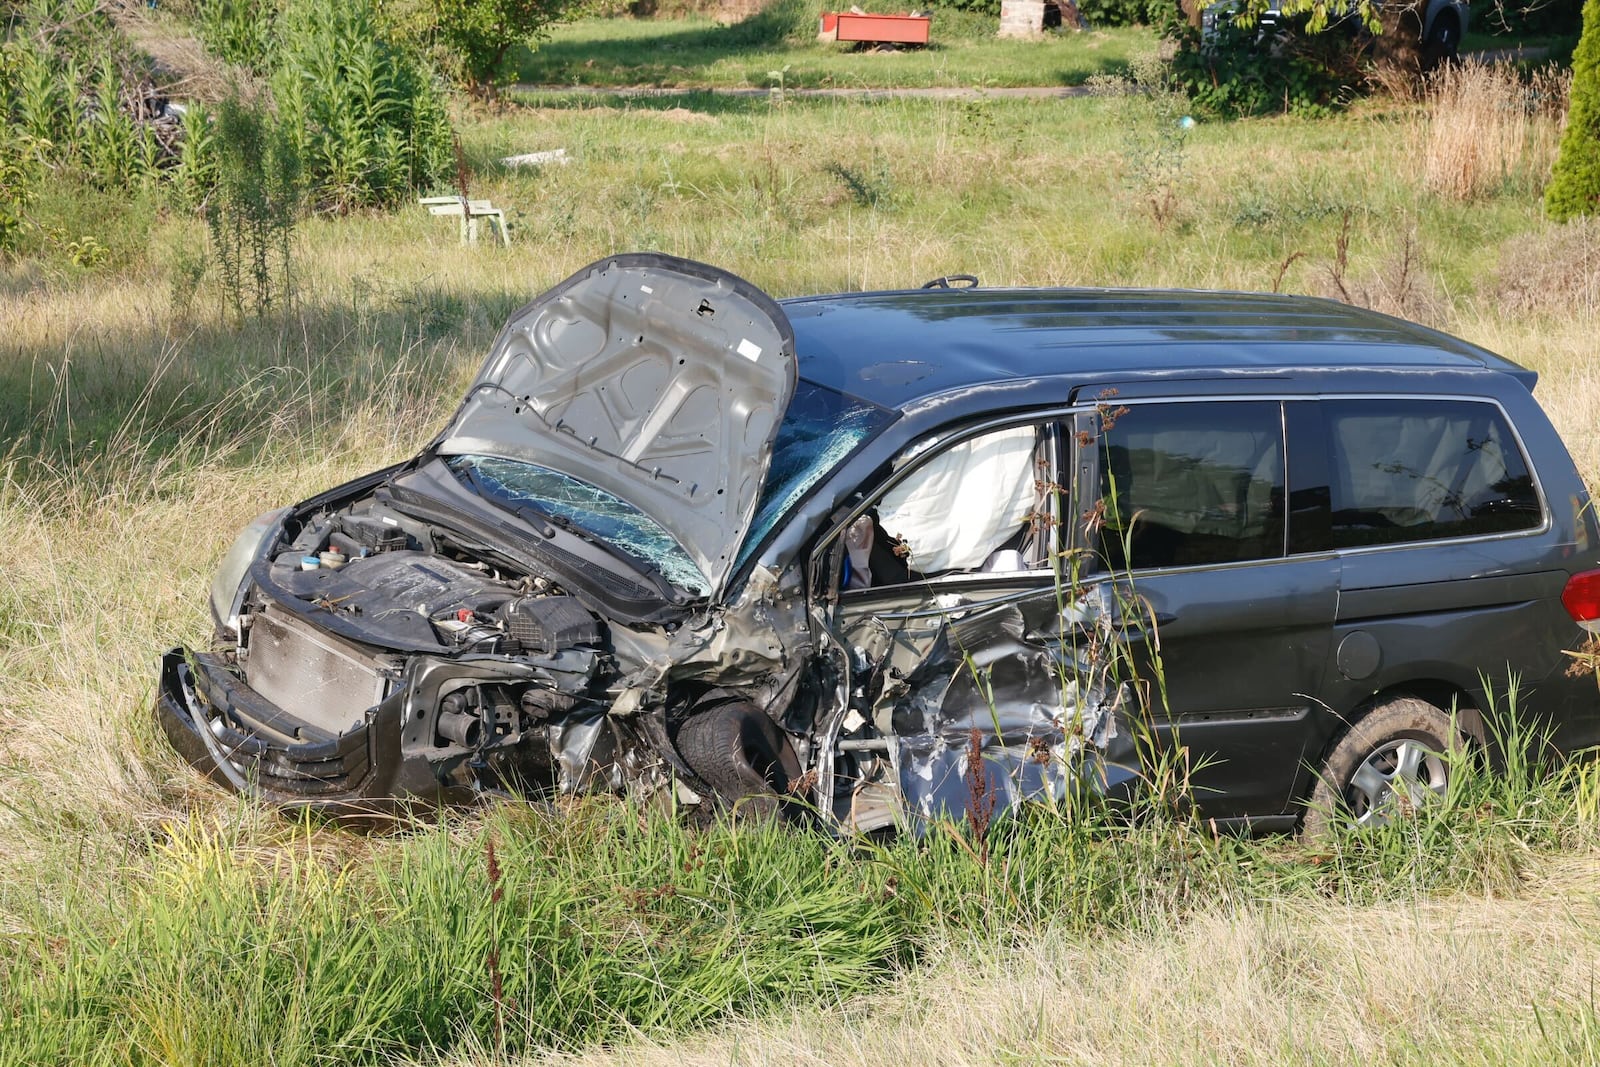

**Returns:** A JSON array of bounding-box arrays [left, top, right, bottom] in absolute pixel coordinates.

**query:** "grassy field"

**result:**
[[514, 12, 1154, 88], [3, 65, 1600, 1066]]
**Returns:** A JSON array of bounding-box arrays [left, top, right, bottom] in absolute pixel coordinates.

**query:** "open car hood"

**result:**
[[436, 254, 797, 600]]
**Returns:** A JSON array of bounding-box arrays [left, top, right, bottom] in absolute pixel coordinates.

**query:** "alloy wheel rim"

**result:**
[[1347, 738, 1449, 828]]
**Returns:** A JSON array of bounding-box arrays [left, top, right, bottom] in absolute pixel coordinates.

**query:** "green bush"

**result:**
[[271, 0, 455, 211], [1168, 16, 1364, 117], [431, 0, 578, 99], [932, 0, 1000, 16], [1546, 0, 1600, 221], [1078, 0, 1169, 28]]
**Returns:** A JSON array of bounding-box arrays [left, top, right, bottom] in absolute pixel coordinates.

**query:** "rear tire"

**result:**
[[1303, 696, 1462, 839]]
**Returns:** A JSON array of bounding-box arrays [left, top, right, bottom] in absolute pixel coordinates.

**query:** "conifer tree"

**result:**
[[1547, 0, 1600, 221]]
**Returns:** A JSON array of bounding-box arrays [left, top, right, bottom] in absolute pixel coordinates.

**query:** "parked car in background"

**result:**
[[1203, 0, 1469, 69], [160, 253, 1599, 834]]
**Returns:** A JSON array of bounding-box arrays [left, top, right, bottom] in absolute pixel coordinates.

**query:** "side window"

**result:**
[[844, 424, 1051, 588], [1322, 398, 1541, 548], [1098, 401, 1285, 570]]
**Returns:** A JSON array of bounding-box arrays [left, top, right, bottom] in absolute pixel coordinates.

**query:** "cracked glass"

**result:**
[[735, 381, 894, 573], [447, 455, 710, 595]]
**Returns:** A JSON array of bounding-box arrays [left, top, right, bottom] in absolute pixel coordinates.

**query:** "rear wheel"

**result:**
[[1303, 696, 1462, 839]]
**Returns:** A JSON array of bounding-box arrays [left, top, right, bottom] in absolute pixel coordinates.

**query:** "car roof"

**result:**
[[779, 287, 1533, 412]]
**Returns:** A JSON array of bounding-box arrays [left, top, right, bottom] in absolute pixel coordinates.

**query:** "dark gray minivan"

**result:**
[[158, 255, 1600, 833]]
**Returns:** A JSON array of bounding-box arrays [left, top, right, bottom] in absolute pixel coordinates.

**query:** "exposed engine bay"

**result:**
[[187, 477, 670, 804]]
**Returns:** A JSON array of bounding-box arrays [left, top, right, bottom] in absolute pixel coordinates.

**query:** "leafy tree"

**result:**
[[429, 0, 576, 100], [1546, 0, 1600, 221]]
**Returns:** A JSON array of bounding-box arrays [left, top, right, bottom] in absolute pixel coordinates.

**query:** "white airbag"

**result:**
[[878, 427, 1037, 574]]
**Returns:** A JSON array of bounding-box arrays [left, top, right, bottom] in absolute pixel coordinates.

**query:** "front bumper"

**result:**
[[157, 648, 380, 803]]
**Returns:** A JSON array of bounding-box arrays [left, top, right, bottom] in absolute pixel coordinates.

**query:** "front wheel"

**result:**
[[672, 700, 801, 822], [1302, 696, 1463, 839]]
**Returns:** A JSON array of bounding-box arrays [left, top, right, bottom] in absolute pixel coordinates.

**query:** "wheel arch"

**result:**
[[1311, 678, 1485, 787]]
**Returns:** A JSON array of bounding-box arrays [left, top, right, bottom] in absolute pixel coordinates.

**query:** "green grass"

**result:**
[[513, 14, 1155, 89], [2, 739, 1596, 1065]]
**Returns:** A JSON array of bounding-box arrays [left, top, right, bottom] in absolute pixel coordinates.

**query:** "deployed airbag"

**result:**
[[877, 426, 1038, 574]]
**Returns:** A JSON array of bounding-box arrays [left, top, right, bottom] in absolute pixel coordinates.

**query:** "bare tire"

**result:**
[[1303, 696, 1462, 839], [672, 702, 800, 821]]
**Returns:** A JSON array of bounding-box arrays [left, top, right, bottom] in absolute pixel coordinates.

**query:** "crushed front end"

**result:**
[[156, 472, 674, 810]]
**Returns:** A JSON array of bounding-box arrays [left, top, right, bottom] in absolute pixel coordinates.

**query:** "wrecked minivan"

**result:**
[[160, 253, 1600, 832]]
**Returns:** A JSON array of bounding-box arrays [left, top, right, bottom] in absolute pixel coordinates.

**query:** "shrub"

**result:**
[[1077, 0, 1169, 28], [932, 0, 1000, 15], [1493, 216, 1600, 315], [430, 0, 578, 100], [1168, 15, 1364, 117], [205, 95, 301, 317], [1546, 0, 1600, 221]]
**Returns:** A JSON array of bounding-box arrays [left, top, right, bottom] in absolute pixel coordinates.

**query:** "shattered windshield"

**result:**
[[446, 455, 710, 596], [735, 380, 893, 573]]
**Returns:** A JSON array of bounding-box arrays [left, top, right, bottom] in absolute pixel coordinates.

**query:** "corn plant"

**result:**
[[190, 0, 279, 73], [84, 56, 141, 188], [272, 0, 453, 212], [172, 105, 219, 210], [13, 41, 66, 144]]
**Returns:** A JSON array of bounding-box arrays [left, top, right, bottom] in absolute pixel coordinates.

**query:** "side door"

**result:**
[[1079, 397, 1340, 821], [1307, 395, 1577, 756], [814, 416, 1128, 832]]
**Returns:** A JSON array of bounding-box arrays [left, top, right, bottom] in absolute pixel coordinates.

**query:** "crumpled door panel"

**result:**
[[839, 589, 1137, 831]]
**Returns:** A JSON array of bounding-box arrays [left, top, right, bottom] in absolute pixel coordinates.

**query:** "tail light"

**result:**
[[1561, 569, 1600, 633]]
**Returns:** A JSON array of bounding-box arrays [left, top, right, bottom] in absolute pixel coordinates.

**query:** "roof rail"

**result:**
[[919, 274, 980, 290]]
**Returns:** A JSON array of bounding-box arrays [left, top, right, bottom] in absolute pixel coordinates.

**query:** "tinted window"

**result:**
[[1323, 398, 1541, 548], [1098, 402, 1285, 570]]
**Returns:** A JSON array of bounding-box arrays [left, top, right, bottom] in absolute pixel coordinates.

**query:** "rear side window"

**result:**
[[1322, 398, 1541, 548], [1098, 401, 1285, 570]]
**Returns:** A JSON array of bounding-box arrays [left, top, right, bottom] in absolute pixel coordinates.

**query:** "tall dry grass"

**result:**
[[1420, 61, 1572, 201]]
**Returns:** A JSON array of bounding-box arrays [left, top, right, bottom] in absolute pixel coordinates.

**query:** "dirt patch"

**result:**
[[655, 107, 719, 124]]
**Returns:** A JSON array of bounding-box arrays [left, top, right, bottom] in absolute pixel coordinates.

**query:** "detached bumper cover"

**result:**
[[157, 648, 376, 800]]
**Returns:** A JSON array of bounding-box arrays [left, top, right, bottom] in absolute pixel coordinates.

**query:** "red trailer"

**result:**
[[818, 11, 931, 45]]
